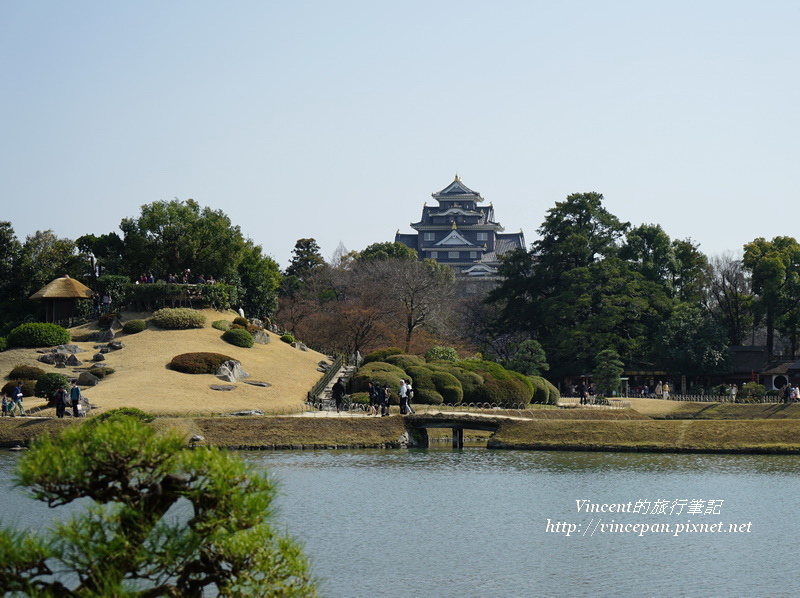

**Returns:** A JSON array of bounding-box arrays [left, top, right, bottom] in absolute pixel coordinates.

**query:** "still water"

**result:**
[[2, 448, 799, 598]]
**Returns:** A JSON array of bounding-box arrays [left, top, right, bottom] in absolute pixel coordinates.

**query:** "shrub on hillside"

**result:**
[[35, 373, 70, 399], [8, 365, 47, 381], [350, 392, 370, 406], [2, 380, 36, 398], [425, 346, 459, 362], [122, 320, 147, 334], [280, 334, 295, 344], [170, 352, 235, 375], [362, 347, 403, 365], [223, 328, 254, 348], [88, 367, 115, 379], [352, 362, 406, 398], [7, 323, 70, 348], [233, 316, 249, 327], [430, 371, 463, 404], [427, 364, 484, 402], [0, 337, 6, 352], [212, 320, 231, 331], [152, 308, 206, 330], [526, 376, 560, 404], [405, 366, 443, 405], [385, 354, 425, 371]]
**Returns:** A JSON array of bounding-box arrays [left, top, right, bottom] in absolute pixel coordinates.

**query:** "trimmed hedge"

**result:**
[[222, 328, 254, 348], [405, 366, 443, 405], [233, 316, 249, 327], [212, 320, 231, 331], [152, 308, 206, 330], [170, 352, 235, 375], [8, 365, 47, 381], [385, 354, 425, 371], [424, 346, 459, 362], [7, 323, 70, 348], [528, 376, 560, 404], [86, 407, 156, 427], [431, 371, 463, 404], [35, 373, 70, 399], [122, 320, 147, 334], [280, 334, 295, 344], [362, 347, 402, 365]]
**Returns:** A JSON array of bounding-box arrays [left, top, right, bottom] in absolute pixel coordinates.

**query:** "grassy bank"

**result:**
[[489, 419, 800, 453], [0, 416, 409, 450]]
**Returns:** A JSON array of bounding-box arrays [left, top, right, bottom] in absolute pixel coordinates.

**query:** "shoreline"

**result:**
[[3, 413, 800, 455]]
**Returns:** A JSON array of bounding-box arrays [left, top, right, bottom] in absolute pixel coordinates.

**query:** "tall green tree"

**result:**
[[593, 348, 624, 397], [655, 303, 730, 376], [0, 414, 316, 596], [620, 223, 676, 289], [237, 241, 282, 321], [705, 254, 754, 346], [357, 241, 418, 262], [119, 199, 246, 280], [284, 238, 325, 280], [743, 236, 800, 356], [671, 238, 709, 304]]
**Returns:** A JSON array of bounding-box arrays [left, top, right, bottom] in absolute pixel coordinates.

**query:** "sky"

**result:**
[[2, 1, 799, 269]]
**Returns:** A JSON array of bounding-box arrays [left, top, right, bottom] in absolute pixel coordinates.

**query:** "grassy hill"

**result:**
[[0, 309, 329, 416]]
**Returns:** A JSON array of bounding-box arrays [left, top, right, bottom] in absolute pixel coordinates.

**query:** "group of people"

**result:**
[[1, 381, 26, 416], [365, 379, 415, 416], [53, 381, 84, 418], [1, 381, 84, 418]]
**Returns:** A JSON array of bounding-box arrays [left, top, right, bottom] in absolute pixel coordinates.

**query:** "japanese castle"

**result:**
[[395, 175, 525, 279]]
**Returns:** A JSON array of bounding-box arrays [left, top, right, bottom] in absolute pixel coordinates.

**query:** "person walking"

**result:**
[[54, 385, 68, 418], [368, 381, 380, 416], [380, 383, 390, 416], [399, 379, 409, 415], [70, 381, 83, 417], [1, 392, 8, 417], [12, 381, 24, 416], [331, 377, 346, 413], [406, 381, 415, 414]]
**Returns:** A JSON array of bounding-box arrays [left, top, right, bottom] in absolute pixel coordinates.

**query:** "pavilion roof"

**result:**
[[29, 275, 93, 301]]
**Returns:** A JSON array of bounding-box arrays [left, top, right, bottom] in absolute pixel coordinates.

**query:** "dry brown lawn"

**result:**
[[0, 309, 329, 416]]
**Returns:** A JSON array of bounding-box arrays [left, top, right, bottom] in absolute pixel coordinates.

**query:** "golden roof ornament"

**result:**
[[454, 173, 461, 182]]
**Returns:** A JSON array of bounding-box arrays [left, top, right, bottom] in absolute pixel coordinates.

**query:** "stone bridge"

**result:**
[[404, 412, 525, 448]]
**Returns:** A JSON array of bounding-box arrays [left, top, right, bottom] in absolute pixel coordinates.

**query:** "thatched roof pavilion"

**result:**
[[30, 275, 94, 323]]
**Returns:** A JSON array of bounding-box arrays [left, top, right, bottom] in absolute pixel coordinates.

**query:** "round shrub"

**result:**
[[151, 308, 206, 330], [223, 328, 254, 348], [88, 367, 115, 379], [212, 320, 231, 332], [405, 366, 444, 405], [385, 354, 425, 371], [35, 373, 70, 399], [170, 352, 235, 375], [352, 362, 406, 397], [362, 347, 403, 365], [425, 346, 459, 362], [122, 319, 147, 334], [8, 365, 47, 381], [427, 364, 484, 403], [233, 316, 249, 327], [2, 380, 36, 398], [350, 392, 370, 406], [7, 323, 70, 348], [431, 371, 463, 404], [280, 334, 295, 344], [528, 376, 560, 404]]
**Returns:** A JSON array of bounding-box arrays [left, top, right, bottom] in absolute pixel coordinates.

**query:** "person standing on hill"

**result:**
[[331, 378, 345, 413], [399, 379, 409, 414], [70, 381, 83, 417]]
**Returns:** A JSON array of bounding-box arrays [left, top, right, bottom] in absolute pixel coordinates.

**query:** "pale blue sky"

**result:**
[[2, 1, 798, 268]]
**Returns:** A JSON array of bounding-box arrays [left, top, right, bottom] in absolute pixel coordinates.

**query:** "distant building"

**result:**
[[395, 175, 525, 292]]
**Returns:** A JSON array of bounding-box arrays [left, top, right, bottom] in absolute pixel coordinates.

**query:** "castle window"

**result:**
[[470, 251, 478, 259], [430, 251, 438, 259], [477, 232, 488, 241], [424, 232, 435, 241], [448, 251, 459, 259]]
